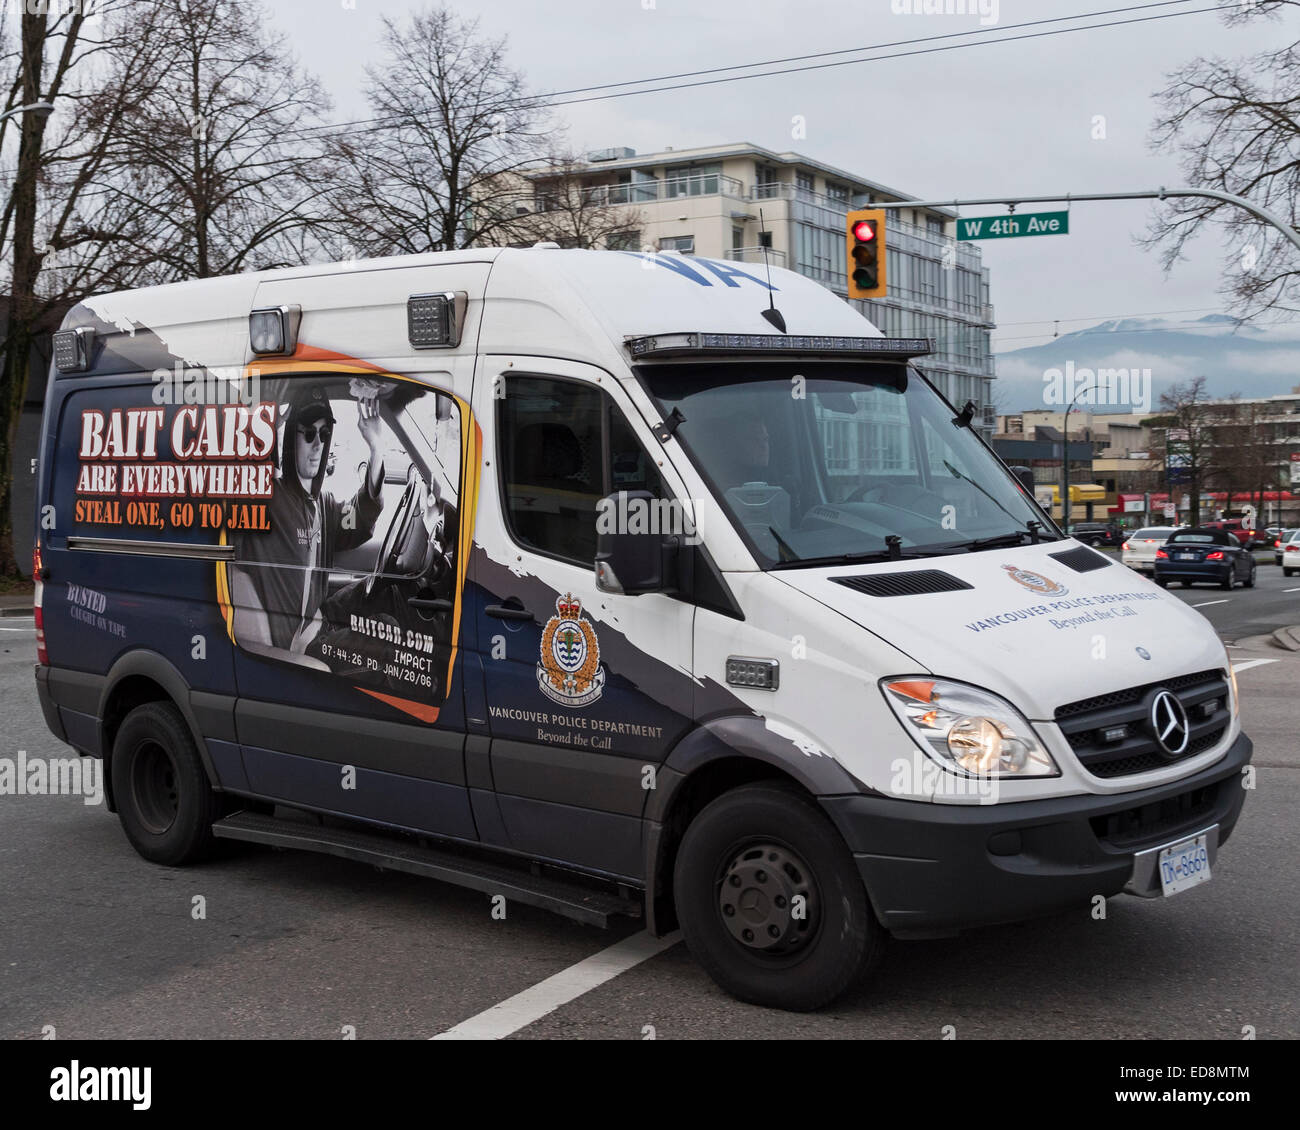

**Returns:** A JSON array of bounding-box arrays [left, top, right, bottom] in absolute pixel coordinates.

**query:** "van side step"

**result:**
[[211, 811, 642, 928]]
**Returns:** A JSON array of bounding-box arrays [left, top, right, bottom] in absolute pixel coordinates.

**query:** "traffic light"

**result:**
[[846, 208, 887, 299]]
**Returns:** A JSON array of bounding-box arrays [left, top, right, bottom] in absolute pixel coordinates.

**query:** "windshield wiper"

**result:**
[[944, 527, 1063, 552], [770, 533, 947, 569]]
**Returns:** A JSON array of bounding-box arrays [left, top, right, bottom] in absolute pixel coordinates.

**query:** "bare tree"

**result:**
[[507, 154, 647, 249], [101, 0, 334, 280], [323, 5, 558, 256], [1144, 377, 1222, 524], [0, 0, 184, 580], [1144, 1, 1300, 318]]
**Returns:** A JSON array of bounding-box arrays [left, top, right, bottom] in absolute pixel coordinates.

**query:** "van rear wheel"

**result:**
[[673, 784, 884, 1011], [111, 702, 220, 866]]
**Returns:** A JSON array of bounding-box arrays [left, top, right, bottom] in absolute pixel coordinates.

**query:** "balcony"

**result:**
[[727, 246, 787, 267], [547, 172, 748, 210]]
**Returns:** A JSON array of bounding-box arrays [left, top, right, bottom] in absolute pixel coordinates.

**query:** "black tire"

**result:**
[[111, 702, 221, 866], [1155, 578, 1168, 588], [1220, 571, 1234, 591], [1286, 568, 1296, 578], [673, 783, 885, 1011], [1087, 536, 1102, 547], [1244, 563, 1256, 589]]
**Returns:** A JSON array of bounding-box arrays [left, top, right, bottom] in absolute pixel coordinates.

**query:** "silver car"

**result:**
[[1273, 529, 1300, 567], [1121, 526, 1179, 573]]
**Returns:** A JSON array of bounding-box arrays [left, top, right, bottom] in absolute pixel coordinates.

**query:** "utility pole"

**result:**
[[1063, 384, 1097, 532]]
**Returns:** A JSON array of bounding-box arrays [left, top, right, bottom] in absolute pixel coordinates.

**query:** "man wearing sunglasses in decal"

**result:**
[[230, 382, 386, 657]]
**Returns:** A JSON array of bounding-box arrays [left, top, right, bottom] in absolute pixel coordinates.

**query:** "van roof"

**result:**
[[61, 247, 909, 378]]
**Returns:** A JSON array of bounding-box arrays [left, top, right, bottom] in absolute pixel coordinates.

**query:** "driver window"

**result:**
[[499, 375, 665, 566]]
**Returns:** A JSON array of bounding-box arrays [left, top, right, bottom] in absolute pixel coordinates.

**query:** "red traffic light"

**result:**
[[852, 220, 876, 242]]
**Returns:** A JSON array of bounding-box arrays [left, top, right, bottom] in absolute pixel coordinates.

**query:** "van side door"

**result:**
[[467, 359, 695, 879]]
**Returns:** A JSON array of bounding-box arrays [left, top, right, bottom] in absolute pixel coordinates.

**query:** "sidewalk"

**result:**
[[0, 593, 33, 617]]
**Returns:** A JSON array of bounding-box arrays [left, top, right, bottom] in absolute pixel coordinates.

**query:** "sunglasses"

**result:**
[[297, 424, 332, 444]]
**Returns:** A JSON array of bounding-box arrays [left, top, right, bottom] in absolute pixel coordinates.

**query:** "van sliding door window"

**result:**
[[499, 375, 665, 566]]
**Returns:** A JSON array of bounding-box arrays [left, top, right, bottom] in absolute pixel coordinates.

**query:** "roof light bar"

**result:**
[[625, 332, 933, 359]]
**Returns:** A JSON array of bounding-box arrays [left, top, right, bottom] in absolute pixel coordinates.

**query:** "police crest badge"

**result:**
[[1001, 563, 1068, 596], [537, 593, 606, 707]]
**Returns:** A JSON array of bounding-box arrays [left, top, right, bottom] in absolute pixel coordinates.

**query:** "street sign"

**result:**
[[956, 210, 1069, 241], [1163, 504, 1177, 520]]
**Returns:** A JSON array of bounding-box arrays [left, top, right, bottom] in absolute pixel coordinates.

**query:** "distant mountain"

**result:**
[[992, 314, 1300, 415]]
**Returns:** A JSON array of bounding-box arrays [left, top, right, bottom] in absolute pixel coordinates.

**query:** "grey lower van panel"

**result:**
[[240, 745, 476, 840]]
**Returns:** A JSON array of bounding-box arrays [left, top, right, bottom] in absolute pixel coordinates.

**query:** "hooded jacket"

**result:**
[[236, 390, 383, 652]]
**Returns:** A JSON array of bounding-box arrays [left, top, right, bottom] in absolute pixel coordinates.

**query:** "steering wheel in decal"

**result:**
[[365, 462, 421, 598]]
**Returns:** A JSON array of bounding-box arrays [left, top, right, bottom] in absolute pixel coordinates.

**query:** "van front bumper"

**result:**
[[820, 731, 1252, 936]]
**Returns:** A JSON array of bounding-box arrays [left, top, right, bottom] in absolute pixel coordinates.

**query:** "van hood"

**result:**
[[773, 542, 1230, 720]]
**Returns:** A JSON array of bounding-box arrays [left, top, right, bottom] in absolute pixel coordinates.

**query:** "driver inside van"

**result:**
[[230, 382, 386, 656]]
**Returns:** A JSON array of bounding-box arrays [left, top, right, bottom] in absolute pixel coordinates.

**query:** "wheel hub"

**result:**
[[718, 842, 816, 953]]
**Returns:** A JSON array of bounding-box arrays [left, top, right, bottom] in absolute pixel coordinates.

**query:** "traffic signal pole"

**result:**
[[869, 187, 1300, 254]]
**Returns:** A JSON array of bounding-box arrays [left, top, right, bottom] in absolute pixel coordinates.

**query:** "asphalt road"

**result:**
[[1, 600, 1297, 1040], [1111, 547, 1300, 644]]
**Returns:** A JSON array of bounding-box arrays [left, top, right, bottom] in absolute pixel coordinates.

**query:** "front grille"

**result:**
[[1090, 784, 1218, 849], [832, 570, 973, 598], [1054, 670, 1230, 779]]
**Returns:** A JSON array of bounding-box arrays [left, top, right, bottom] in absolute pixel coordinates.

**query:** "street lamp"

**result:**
[[1062, 384, 1097, 531], [0, 101, 55, 125]]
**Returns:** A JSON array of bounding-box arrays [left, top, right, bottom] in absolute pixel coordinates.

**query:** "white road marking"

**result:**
[[1191, 600, 1228, 608], [1232, 659, 1277, 674], [1284, 587, 1300, 593], [431, 930, 681, 1040], [0, 626, 34, 632]]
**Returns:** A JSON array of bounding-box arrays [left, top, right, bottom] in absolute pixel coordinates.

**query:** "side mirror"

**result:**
[[595, 490, 674, 595]]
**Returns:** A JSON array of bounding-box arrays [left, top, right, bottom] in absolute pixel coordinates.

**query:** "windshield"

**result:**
[[640, 361, 1054, 567]]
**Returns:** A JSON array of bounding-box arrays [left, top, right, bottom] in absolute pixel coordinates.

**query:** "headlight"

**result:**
[[881, 677, 1059, 778]]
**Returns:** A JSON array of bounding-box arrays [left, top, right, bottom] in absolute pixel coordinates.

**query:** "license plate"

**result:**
[[1177, 552, 1196, 561], [1158, 834, 1211, 896]]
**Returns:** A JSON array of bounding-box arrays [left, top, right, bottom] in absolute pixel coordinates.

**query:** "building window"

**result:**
[[758, 230, 772, 249], [926, 215, 945, 235], [606, 230, 641, 251], [825, 182, 850, 205], [795, 171, 816, 200], [754, 165, 780, 199], [664, 163, 720, 198], [659, 235, 694, 254]]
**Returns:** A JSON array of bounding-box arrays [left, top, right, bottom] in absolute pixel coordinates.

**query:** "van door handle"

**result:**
[[408, 596, 452, 611], [485, 600, 534, 622]]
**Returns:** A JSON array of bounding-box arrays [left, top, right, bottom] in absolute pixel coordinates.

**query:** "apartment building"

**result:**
[[517, 143, 997, 436]]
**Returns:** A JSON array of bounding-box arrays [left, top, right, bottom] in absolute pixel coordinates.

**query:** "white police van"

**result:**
[[33, 248, 1250, 1010]]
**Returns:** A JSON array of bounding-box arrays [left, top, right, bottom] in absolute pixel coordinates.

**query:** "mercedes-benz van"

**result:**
[[33, 248, 1251, 1010]]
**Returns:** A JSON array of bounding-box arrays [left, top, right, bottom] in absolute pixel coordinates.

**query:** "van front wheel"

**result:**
[[111, 702, 220, 866], [673, 784, 884, 1011]]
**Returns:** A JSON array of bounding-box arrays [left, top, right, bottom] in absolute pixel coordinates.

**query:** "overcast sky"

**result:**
[[270, 0, 1289, 351]]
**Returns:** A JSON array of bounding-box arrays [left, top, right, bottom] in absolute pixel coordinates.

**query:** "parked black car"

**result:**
[[1154, 528, 1256, 590], [1068, 521, 1123, 547]]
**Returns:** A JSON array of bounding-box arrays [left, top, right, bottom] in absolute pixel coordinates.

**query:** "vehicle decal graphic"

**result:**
[[537, 593, 605, 707], [1001, 563, 1068, 596]]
